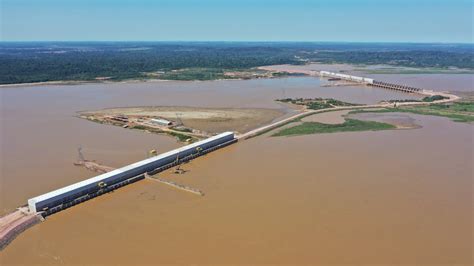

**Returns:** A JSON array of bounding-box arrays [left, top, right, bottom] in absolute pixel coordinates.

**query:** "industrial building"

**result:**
[[150, 118, 172, 126], [28, 132, 236, 214], [320, 71, 374, 84]]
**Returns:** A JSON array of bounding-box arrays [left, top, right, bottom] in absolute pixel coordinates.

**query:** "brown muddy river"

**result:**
[[0, 76, 472, 264]]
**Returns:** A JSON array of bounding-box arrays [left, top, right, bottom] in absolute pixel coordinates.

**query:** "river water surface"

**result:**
[[0, 76, 472, 264]]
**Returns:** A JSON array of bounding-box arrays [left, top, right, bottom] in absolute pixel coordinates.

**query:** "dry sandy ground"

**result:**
[[82, 106, 285, 134]]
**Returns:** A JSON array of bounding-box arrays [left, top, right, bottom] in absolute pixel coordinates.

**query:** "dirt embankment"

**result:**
[[0, 209, 41, 251]]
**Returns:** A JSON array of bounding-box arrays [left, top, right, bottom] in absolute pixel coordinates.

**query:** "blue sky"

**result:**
[[1, 0, 472, 42]]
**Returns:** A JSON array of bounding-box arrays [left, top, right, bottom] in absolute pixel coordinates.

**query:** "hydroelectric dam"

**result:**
[[319, 71, 423, 94], [1, 132, 237, 250], [28, 132, 236, 216]]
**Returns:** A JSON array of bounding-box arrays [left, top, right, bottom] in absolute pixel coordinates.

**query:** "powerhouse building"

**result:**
[[28, 132, 235, 213], [320, 71, 374, 84]]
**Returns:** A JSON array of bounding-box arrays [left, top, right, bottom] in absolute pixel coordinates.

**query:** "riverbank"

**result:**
[[3, 63, 471, 89], [0, 67, 301, 88]]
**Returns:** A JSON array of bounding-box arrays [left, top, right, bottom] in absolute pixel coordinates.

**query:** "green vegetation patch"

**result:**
[[325, 98, 361, 106], [428, 102, 474, 113], [273, 119, 395, 137], [155, 68, 228, 81], [422, 95, 449, 102], [307, 102, 333, 110], [276, 98, 361, 110], [132, 125, 148, 130], [169, 131, 197, 142], [388, 99, 422, 103], [171, 127, 193, 133]]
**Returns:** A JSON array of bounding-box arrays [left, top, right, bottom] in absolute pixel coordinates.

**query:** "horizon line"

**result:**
[[1, 40, 473, 45]]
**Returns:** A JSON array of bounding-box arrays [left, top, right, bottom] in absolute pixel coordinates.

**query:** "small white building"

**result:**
[[150, 118, 172, 126]]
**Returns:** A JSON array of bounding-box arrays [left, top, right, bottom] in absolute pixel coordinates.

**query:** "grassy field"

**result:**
[[350, 102, 474, 123], [273, 119, 395, 137]]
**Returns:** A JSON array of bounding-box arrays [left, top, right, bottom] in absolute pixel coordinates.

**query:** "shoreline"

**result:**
[[0, 78, 180, 88], [0, 69, 302, 88], [2, 62, 473, 89], [0, 76, 288, 88]]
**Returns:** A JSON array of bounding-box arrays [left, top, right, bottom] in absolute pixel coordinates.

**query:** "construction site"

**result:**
[[79, 112, 205, 143], [79, 106, 284, 142]]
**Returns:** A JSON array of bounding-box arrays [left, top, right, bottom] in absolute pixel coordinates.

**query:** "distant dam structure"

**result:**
[[27, 132, 236, 216], [319, 71, 423, 94]]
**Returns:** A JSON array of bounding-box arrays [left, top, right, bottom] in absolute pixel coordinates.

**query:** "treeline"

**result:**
[[0, 44, 300, 84], [307, 50, 474, 69], [0, 42, 472, 84]]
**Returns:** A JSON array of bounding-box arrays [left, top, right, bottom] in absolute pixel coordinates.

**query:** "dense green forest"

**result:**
[[308, 50, 473, 69], [0, 42, 472, 84]]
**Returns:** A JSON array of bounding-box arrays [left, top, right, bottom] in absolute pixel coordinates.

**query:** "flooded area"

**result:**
[[0, 75, 472, 264]]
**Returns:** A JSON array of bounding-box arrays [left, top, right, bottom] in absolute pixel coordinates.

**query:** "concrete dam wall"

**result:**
[[27, 132, 236, 215]]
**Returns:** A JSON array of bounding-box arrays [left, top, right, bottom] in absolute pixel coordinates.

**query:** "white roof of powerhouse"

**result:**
[[28, 132, 234, 205], [151, 118, 171, 122]]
